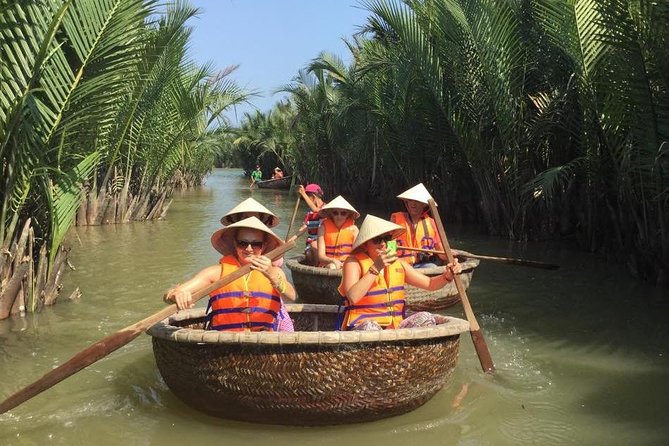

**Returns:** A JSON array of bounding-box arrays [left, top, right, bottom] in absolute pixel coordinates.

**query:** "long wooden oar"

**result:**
[[428, 199, 494, 374], [0, 240, 296, 415], [285, 196, 301, 242], [398, 246, 559, 270]]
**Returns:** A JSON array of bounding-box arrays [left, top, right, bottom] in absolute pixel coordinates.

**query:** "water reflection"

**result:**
[[1, 169, 668, 446]]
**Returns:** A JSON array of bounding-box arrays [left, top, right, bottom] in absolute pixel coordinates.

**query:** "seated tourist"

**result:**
[[163, 217, 296, 332], [316, 196, 359, 269], [338, 215, 461, 331], [390, 183, 447, 268], [272, 167, 284, 179]]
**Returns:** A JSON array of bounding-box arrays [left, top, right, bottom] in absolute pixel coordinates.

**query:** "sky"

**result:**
[[187, 0, 372, 125]]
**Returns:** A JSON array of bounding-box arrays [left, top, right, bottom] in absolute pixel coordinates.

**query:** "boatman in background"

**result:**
[[390, 183, 448, 268], [250, 164, 262, 188]]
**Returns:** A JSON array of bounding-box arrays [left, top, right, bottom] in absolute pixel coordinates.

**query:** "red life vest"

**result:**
[[390, 212, 439, 264], [319, 217, 356, 265], [207, 255, 281, 332], [337, 253, 406, 330]]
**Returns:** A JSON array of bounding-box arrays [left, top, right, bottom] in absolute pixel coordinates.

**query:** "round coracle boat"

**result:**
[[255, 175, 292, 189], [286, 253, 480, 311], [148, 304, 469, 426]]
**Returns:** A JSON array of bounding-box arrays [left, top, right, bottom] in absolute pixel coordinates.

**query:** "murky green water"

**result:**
[[1, 169, 668, 445]]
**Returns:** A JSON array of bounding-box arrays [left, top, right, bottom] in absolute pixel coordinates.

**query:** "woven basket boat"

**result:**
[[148, 304, 469, 426], [255, 175, 292, 189], [286, 253, 480, 311]]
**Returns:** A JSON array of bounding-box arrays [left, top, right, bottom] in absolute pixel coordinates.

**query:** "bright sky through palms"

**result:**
[[188, 0, 370, 125]]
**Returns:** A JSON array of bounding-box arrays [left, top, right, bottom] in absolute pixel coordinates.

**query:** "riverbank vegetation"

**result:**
[[0, 0, 247, 318], [233, 0, 668, 287]]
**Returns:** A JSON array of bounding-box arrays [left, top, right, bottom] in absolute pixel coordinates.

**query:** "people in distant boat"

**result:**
[[218, 198, 292, 330], [250, 165, 262, 187], [390, 183, 447, 268], [163, 217, 296, 332], [297, 183, 325, 266], [338, 215, 461, 331], [316, 196, 359, 269], [272, 167, 284, 179]]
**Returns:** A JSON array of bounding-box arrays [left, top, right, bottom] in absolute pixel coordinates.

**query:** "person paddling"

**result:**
[[163, 217, 296, 332], [390, 183, 447, 268], [250, 165, 262, 188], [316, 196, 360, 269], [338, 215, 461, 331], [297, 183, 325, 266], [218, 197, 293, 330]]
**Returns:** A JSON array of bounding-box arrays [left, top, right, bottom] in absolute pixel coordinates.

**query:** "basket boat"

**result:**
[[255, 175, 292, 189], [286, 253, 480, 311], [148, 304, 469, 426]]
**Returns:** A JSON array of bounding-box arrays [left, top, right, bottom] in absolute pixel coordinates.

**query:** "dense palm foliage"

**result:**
[[235, 0, 668, 286], [0, 0, 247, 315]]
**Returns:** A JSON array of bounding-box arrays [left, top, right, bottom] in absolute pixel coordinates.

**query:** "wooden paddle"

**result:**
[[428, 199, 495, 374], [285, 196, 301, 242], [398, 246, 559, 270], [0, 240, 296, 415]]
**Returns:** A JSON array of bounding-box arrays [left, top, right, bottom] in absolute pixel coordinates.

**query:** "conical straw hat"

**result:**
[[220, 197, 280, 228], [351, 215, 406, 253], [396, 183, 433, 205], [319, 195, 360, 220], [211, 216, 283, 255]]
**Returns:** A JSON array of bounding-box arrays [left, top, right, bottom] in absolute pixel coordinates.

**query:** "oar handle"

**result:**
[[285, 196, 301, 242], [428, 199, 494, 374], [398, 246, 559, 270], [0, 240, 296, 415]]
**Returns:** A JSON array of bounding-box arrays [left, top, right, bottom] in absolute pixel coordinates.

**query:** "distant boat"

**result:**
[[254, 175, 292, 189]]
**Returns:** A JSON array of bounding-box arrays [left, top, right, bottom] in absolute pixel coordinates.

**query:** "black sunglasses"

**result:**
[[372, 234, 394, 244], [236, 239, 264, 249], [331, 210, 348, 217]]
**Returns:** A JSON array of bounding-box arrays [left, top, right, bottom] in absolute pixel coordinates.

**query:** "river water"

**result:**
[[1, 169, 668, 445]]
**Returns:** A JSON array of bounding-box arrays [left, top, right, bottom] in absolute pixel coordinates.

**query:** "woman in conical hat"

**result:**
[[338, 214, 461, 331], [390, 183, 447, 268], [219, 198, 292, 330], [220, 197, 280, 228], [163, 217, 296, 332], [316, 196, 360, 269]]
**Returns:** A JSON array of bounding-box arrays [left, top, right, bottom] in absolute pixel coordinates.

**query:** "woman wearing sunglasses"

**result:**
[[163, 217, 296, 332], [316, 196, 360, 269], [338, 215, 461, 331], [218, 198, 294, 330]]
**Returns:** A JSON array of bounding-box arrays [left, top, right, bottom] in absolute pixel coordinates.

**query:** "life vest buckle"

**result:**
[[240, 307, 253, 314]]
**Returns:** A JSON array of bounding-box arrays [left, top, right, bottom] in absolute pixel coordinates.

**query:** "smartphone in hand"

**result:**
[[386, 240, 397, 257]]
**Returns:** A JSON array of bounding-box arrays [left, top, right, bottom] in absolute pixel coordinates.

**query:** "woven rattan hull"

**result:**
[[255, 176, 291, 189], [286, 254, 480, 311], [149, 305, 468, 426]]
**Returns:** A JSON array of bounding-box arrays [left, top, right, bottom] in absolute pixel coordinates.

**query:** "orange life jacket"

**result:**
[[337, 253, 406, 330], [207, 255, 281, 332], [390, 212, 439, 264], [319, 217, 356, 265]]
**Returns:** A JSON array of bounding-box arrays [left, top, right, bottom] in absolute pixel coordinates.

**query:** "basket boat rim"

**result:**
[[147, 304, 469, 345], [285, 251, 480, 276]]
